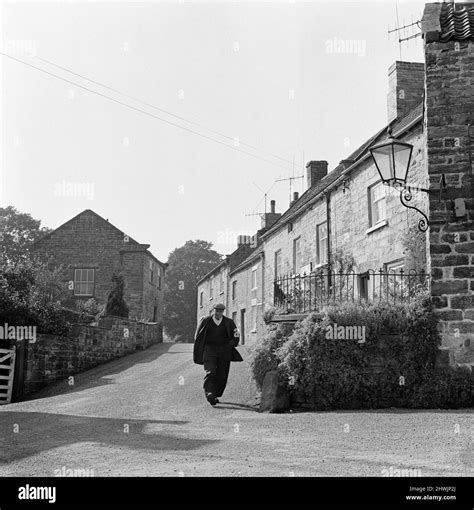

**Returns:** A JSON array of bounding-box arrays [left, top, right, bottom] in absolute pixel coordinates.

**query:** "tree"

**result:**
[[163, 240, 222, 342], [0, 206, 52, 266], [105, 273, 129, 318], [0, 258, 70, 335]]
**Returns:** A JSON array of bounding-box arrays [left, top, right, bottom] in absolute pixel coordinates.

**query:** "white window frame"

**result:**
[[251, 265, 258, 291], [74, 268, 95, 296], [293, 237, 301, 274], [368, 181, 386, 227], [316, 222, 328, 265], [275, 250, 282, 279]]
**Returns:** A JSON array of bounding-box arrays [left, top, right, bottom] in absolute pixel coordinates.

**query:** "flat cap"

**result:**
[[213, 302, 225, 310]]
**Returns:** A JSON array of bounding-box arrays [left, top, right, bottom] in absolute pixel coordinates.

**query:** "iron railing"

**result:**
[[273, 269, 429, 314]]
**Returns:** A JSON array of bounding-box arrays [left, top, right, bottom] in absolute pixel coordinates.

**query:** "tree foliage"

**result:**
[[163, 240, 222, 342], [0, 206, 51, 265], [0, 258, 70, 335], [105, 273, 129, 318]]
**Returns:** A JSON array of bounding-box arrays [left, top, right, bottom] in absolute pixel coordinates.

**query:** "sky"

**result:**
[[1, 0, 425, 263]]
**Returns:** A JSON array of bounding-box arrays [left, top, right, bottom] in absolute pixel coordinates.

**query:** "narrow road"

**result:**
[[0, 343, 472, 477]]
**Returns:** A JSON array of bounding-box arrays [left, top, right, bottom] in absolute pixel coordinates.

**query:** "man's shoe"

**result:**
[[215, 398, 219, 404], [207, 394, 217, 406]]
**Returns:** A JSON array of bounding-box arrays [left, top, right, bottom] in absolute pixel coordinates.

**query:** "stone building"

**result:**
[[197, 2, 474, 362], [32, 209, 167, 322]]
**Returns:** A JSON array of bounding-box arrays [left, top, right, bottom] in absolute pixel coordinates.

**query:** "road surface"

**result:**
[[0, 342, 472, 477]]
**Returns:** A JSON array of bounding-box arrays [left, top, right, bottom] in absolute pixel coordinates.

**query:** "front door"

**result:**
[[240, 309, 246, 345]]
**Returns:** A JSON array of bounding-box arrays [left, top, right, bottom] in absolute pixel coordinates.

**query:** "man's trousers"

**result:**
[[203, 346, 231, 399]]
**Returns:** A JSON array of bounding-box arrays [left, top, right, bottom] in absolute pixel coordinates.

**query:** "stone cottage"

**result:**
[[32, 209, 167, 322], [196, 2, 474, 362]]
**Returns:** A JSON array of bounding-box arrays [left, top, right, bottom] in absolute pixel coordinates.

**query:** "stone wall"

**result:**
[[17, 316, 162, 397], [424, 32, 474, 362]]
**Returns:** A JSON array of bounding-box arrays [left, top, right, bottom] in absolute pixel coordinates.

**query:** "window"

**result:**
[[219, 272, 224, 294], [199, 291, 203, 308], [316, 222, 328, 265], [293, 237, 301, 273], [232, 311, 237, 323], [209, 277, 213, 300], [74, 269, 95, 296], [251, 305, 257, 332], [368, 182, 386, 227], [251, 267, 258, 290], [149, 259, 154, 284], [232, 280, 237, 300], [157, 267, 162, 290], [275, 250, 282, 279]]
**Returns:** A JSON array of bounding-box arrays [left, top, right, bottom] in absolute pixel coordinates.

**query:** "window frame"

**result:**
[[274, 249, 282, 279], [74, 268, 95, 297], [316, 222, 328, 265], [368, 181, 387, 227], [293, 236, 301, 274]]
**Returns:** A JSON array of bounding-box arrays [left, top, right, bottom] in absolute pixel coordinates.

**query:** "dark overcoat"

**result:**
[[193, 315, 244, 365]]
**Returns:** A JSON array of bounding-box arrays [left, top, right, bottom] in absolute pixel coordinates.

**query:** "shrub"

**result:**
[[248, 322, 294, 391], [105, 273, 129, 318], [271, 296, 471, 410]]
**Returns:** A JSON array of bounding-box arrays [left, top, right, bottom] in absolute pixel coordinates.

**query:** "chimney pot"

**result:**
[[270, 200, 276, 214], [293, 192, 299, 201]]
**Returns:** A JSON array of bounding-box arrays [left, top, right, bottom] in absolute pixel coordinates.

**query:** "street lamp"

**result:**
[[369, 128, 444, 232]]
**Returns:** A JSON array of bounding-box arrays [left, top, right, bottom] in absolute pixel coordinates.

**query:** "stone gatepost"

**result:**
[[422, 3, 474, 365]]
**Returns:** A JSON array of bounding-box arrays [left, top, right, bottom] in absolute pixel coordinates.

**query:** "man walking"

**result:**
[[193, 303, 243, 406]]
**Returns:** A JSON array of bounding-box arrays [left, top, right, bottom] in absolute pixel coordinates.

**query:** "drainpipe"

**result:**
[[325, 191, 332, 270]]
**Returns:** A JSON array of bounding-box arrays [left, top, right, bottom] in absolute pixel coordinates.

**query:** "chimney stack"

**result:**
[[237, 235, 251, 247], [306, 161, 328, 188], [387, 61, 424, 123], [261, 200, 281, 229]]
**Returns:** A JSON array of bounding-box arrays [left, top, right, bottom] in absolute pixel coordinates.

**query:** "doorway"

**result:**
[[240, 309, 246, 345]]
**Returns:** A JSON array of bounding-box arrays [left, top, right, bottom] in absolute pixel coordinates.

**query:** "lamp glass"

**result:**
[[371, 143, 395, 183], [371, 140, 413, 184], [392, 143, 412, 183]]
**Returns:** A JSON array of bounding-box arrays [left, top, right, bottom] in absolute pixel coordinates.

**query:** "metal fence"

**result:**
[[273, 269, 430, 314]]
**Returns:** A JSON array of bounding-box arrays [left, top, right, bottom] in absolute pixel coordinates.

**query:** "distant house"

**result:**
[[32, 209, 167, 322]]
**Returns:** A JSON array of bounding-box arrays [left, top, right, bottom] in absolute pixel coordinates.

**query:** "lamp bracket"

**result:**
[[399, 187, 429, 232]]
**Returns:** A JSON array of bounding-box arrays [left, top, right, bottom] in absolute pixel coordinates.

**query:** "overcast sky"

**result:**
[[1, 0, 425, 263]]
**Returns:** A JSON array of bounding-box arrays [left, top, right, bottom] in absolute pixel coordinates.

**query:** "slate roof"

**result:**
[[440, 2, 474, 41], [32, 209, 167, 267]]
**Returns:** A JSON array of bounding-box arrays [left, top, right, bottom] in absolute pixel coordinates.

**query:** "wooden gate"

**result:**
[[0, 347, 16, 404]]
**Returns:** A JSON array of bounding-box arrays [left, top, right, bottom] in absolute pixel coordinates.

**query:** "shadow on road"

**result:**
[[214, 401, 260, 412], [0, 411, 216, 466], [18, 343, 181, 401]]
